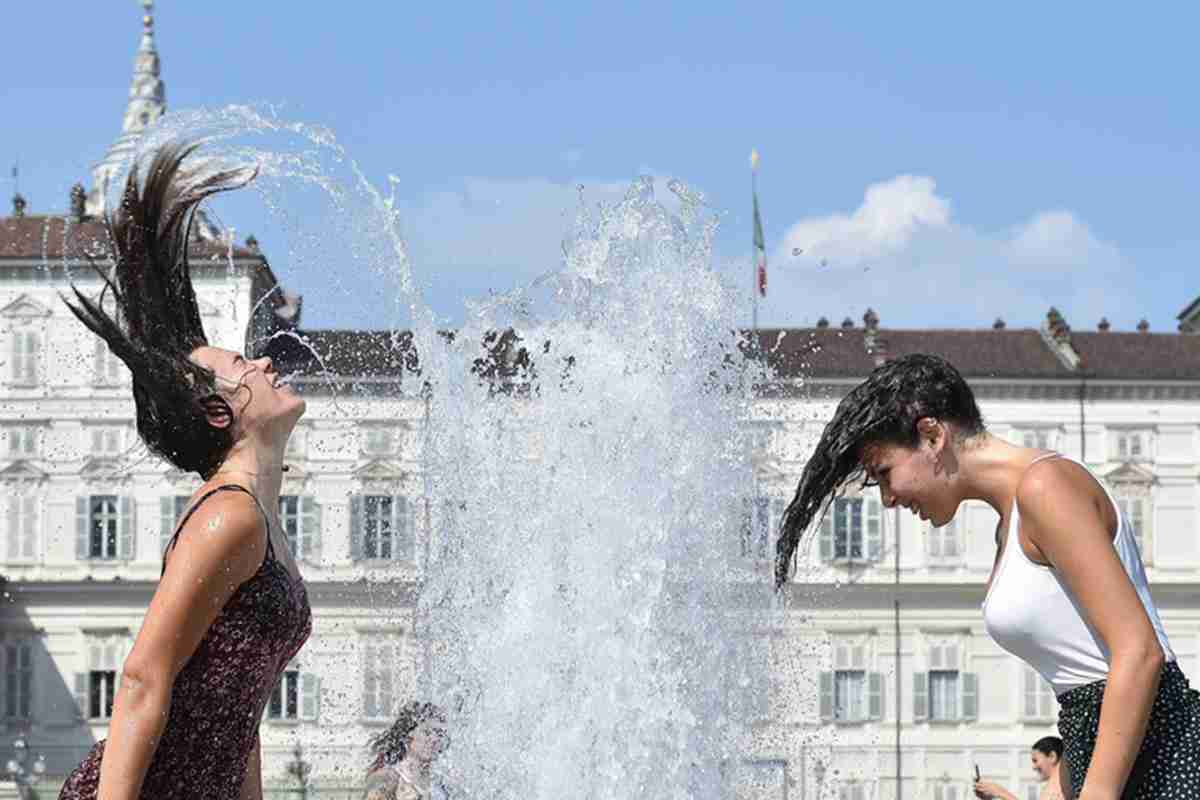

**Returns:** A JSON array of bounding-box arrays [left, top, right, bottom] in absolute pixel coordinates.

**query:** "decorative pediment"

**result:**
[[1101, 462, 1156, 486], [0, 460, 48, 482], [80, 457, 131, 484], [353, 459, 406, 481], [0, 294, 52, 318]]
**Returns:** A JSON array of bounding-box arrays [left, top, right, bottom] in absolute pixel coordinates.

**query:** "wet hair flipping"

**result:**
[[1033, 735, 1064, 760], [775, 353, 985, 587], [63, 142, 257, 479], [367, 701, 447, 771]]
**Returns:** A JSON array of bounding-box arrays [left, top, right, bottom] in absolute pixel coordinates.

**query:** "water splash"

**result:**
[[101, 105, 778, 799]]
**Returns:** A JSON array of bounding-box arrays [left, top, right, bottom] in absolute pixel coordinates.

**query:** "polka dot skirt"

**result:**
[[1058, 661, 1200, 798]]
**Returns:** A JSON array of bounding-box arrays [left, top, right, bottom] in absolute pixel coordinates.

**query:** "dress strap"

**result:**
[[161, 484, 275, 577]]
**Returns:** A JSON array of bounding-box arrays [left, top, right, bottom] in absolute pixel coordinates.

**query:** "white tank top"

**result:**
[[982, 454, 1174, 696]]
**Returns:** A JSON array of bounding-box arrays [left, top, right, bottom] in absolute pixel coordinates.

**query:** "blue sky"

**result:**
[[2, 3, 1198, 332]]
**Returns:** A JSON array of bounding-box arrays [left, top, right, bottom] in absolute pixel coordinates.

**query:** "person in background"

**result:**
[[975, 736, 1066, 800], [364, 702, 449, 800]]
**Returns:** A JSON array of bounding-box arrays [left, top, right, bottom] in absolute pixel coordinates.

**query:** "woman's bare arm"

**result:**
[[1020, 462, 1163, 800], [96, 492, 266, 800]]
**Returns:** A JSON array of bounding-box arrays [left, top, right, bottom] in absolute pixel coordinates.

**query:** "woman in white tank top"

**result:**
[[775, 354, 1200, 800]]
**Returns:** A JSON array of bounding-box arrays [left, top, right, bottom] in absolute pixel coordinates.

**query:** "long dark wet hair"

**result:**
[[367, 701, 447, 771], [63, 142, 257, 479], [774, 353, 985, 587]]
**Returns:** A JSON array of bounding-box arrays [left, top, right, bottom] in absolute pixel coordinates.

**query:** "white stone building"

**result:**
[[1, 6, 1198, 799]]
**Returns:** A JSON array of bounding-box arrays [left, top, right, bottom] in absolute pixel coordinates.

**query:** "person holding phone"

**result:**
[[975, 737, 1065, 799]]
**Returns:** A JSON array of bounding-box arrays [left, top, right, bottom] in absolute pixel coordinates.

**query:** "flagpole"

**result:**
[[750, 149, 759, 335]]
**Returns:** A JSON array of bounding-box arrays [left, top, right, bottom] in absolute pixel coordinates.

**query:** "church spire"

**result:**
[[86, 1, 168, 217]]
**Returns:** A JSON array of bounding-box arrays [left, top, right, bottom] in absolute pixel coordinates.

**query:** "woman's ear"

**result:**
[[916, 417, 943, 448]]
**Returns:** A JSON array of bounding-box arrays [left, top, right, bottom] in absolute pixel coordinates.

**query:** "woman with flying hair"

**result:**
[[775, 353, 1200, 800], [363, 702, 449, 800], [58, 142, 310, 799]]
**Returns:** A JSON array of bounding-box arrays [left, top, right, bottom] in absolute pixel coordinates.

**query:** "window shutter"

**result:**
[[118, 496, 135, 560], [393, 495, 413, 562], [76, 497, 90, 560], [913, 671, 928, 721], [379, 641, 395, 717], [349, 496, 364, 561], [818, 671, 834, 722], [868, 672, 884, 720], [865, 496, 882, 560], [961, 672, 978, 721], [5, 497, 18, 560], [20, 496, 36, 559], [8, 332, 19, 382], [300, 672, 320, 721], [363, 642, 378, 718], [300, 497, 321, 562], [1022, 666, 1038, 719], [819, 507, 834, 561], [74, 673, 89, 719]]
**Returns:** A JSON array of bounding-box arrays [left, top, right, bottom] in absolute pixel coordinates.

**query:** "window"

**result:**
[[76, 635, 127, 720], [9, 331, 39, 385], [819, 495, 882, 562], [362, 636, 402, 721], [363, 427, 395, 456], [914, 642, 977, 722], [278, 495, 321, 560], [1022, 665, 1056, 721], [819, 638, 883, 723], [2, 425, 37, 458], [2, 638, 33, 720], [89, 426, 124, 457], [266, 664, 319, 722], [929, 670, 959, 720], [1116, 495, 1150, 559], [740, 496, 783, 561], [75, 496, 134, 561], [269, 669, 300, 720], [927, 518, 959, 561], [160, 495, 191, 554], [350, 495, 414, 562], [1112, 430, 1151, 462], [5, 494, 38, 561], [1010, 427, 1056, 450], [94, 338, 124, 386], [88, 671, 117, 720]]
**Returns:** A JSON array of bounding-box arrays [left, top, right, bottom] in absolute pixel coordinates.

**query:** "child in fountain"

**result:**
[[364, 702, 449, 800], [775, 354, 1200, 799], [58, 143, 310, 800]]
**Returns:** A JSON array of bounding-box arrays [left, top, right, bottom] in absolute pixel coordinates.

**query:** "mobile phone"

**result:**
[[974, 764, 981, 781]]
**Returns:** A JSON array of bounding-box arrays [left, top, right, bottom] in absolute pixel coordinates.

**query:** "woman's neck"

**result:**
[[954, 433, 1044, 518], [209, 442, 286, 510]]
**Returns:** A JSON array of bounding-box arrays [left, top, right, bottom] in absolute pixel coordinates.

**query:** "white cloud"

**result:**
[[763, 175, 1129, 329]]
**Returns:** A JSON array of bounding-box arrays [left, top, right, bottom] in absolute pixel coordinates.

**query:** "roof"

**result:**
[[267, 324, 1198, 386], [749, 327, 1072, 380], [1072, 332, 1200, 380], [0, 215, 263, 261]]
